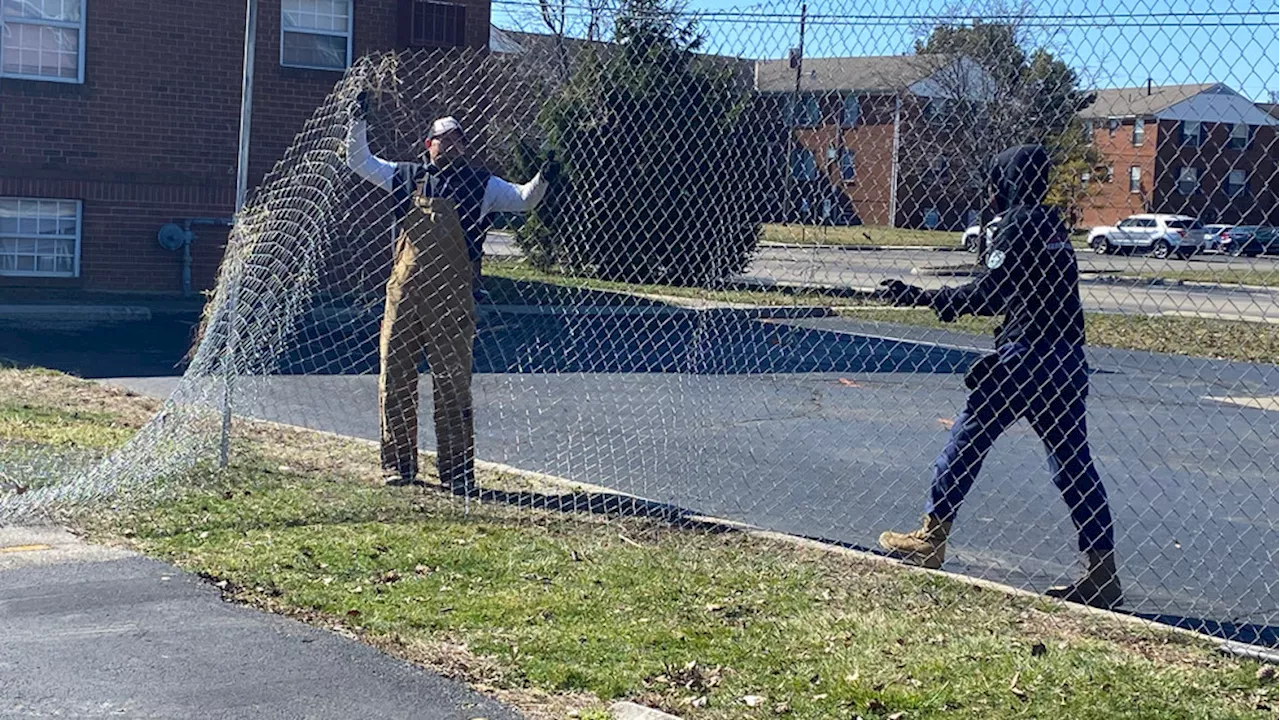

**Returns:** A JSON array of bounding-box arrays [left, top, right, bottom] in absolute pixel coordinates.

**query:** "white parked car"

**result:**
[[960, 215, 1002, 252], [1201, 224, 1234, 253], [1087, 214, 1205, 259]]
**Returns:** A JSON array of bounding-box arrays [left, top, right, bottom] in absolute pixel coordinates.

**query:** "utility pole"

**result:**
[[789, 3, 807, 241], [221, 0, 257, 469]]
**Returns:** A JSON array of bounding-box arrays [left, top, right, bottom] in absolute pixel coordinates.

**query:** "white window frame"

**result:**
[[1181, 120, 1202, 147], [1129, 166, 1141, 193], [790, 147, 817, 180], [0, 197, 82, 278], [1176, 166, 1199, 196], [1082, 120, 1094, 144], [280, 0, 354, 71], [0, 0, 87, 84], [842, 94, 861, 127], [1132, 118, 1145, 146], [790, 94, 821, 127], [1229, 123, 1249, 150], [1226, 169, 1248, 196], [839, 148, 855, 181]]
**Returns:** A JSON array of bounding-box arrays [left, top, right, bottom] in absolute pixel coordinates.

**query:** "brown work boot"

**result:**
[[1046, 550, 1124, 609], [878, 515, 952, 569]]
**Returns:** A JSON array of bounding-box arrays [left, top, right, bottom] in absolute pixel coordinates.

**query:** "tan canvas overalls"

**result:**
[[378, 190, 476, 493]]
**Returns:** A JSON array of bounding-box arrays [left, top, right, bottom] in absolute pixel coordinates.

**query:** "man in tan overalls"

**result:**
[[346, 93, 555, 495]]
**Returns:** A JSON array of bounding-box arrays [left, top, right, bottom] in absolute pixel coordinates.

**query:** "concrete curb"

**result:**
[[1080, 274, 1278, 293], [759, 241, 966, 253], [0, 304, 151, 330], [610, 701, 683, 720], [911, 264, 981, 277]]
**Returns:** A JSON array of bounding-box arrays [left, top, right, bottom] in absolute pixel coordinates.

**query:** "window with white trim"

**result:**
[[1132, 118, 1144, 146], [410, 1, 468, 47], [281, 0, 353, 70], [839, 148, 855, 181], [0, 198, 80, 277], [1180, 120, 1202, 147], [1229, 123, 1249, 150], [790, 147, 817, 179], [1129, 166, 1141, 193], [1226, 169, 1248, 196], [0, 0, 85, 82], [790, 94, 821, 127], [842, 94, 861, 127], [1176, 166, 1199, 195]]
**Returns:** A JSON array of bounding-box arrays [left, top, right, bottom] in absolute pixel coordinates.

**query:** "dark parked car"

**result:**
[[1225, 226, 1278, 257]]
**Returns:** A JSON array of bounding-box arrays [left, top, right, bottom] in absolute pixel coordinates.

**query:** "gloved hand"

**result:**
[[877, 279, 930, 307], [539, 150, 561, 183], [352, 91, 370, 121]]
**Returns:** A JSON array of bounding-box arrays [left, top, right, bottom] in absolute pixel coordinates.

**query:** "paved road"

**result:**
[[488, 235, 1279, 322], [0, 526, 521, 719], [6, 312, 1270, 645]]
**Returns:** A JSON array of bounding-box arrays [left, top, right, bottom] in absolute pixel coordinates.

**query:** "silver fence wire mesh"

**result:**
[[1, 0, 1276, 649]]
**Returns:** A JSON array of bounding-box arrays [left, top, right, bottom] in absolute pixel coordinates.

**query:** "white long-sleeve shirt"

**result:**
[[346, 119, 548, 220]]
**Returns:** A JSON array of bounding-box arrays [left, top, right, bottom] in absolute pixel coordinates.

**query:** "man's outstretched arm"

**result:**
[[345, 116, 397, 191], [480, 153, 560, 217]]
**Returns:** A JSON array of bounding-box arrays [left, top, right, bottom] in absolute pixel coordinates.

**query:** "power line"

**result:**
[[489, 0, 1277, 22]]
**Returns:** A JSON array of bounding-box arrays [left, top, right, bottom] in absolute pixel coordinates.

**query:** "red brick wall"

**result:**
[[0, 0, 486, 294], [790, 94, 899, 226], [1151, 120, 1279, 225], [1078, 119, 1157, 228], [1082, 117, 1279, 228]]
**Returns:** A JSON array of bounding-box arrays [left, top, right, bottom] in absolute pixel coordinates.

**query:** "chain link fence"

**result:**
[[2, 0, 1276, 650]]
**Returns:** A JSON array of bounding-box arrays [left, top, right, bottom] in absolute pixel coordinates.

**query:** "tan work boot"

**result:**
[[1046, 551, 1124, 609], [878, 515, 952, 569]]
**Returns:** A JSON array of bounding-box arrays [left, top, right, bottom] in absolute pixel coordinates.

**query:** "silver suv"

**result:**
[[1088, 214, 1205, 258]]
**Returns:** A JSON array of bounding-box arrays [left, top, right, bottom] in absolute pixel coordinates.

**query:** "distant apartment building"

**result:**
[[753, 54, 997, 231], [1077, 83, 1278, 227]]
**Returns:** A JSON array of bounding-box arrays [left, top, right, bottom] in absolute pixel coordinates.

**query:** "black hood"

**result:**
[[987, 144, 1052, 213]]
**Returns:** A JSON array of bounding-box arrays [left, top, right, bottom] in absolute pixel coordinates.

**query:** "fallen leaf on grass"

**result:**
[[741, 695, 766, 707], [1010, 671, 1028, 701]]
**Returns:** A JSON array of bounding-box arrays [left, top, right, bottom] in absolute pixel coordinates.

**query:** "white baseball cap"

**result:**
[[428, 116, 464, 140]]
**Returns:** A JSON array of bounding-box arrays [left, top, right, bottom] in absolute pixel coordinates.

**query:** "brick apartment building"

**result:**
[[1076, 83, 1278, 228], [0, 0, 489, 295], [753, 54, 997, 231]]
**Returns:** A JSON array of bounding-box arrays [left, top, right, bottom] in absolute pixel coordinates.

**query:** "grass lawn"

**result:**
[[761, 224, 960, 248], [836, 309, 1279, 365], [4, 368, 1276, 719]]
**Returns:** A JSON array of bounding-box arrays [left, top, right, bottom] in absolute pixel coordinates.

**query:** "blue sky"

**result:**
[[492, 0, 1280, 101]]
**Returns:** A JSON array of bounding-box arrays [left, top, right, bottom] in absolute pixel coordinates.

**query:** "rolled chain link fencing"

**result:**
[[1, 0, 1276, 649]]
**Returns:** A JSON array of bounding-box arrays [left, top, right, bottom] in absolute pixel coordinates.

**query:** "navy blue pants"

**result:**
[[925, 359, 1115, 553]]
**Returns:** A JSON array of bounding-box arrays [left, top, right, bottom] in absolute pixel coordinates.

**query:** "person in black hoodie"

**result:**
[[876, 144, 1122, 609]]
